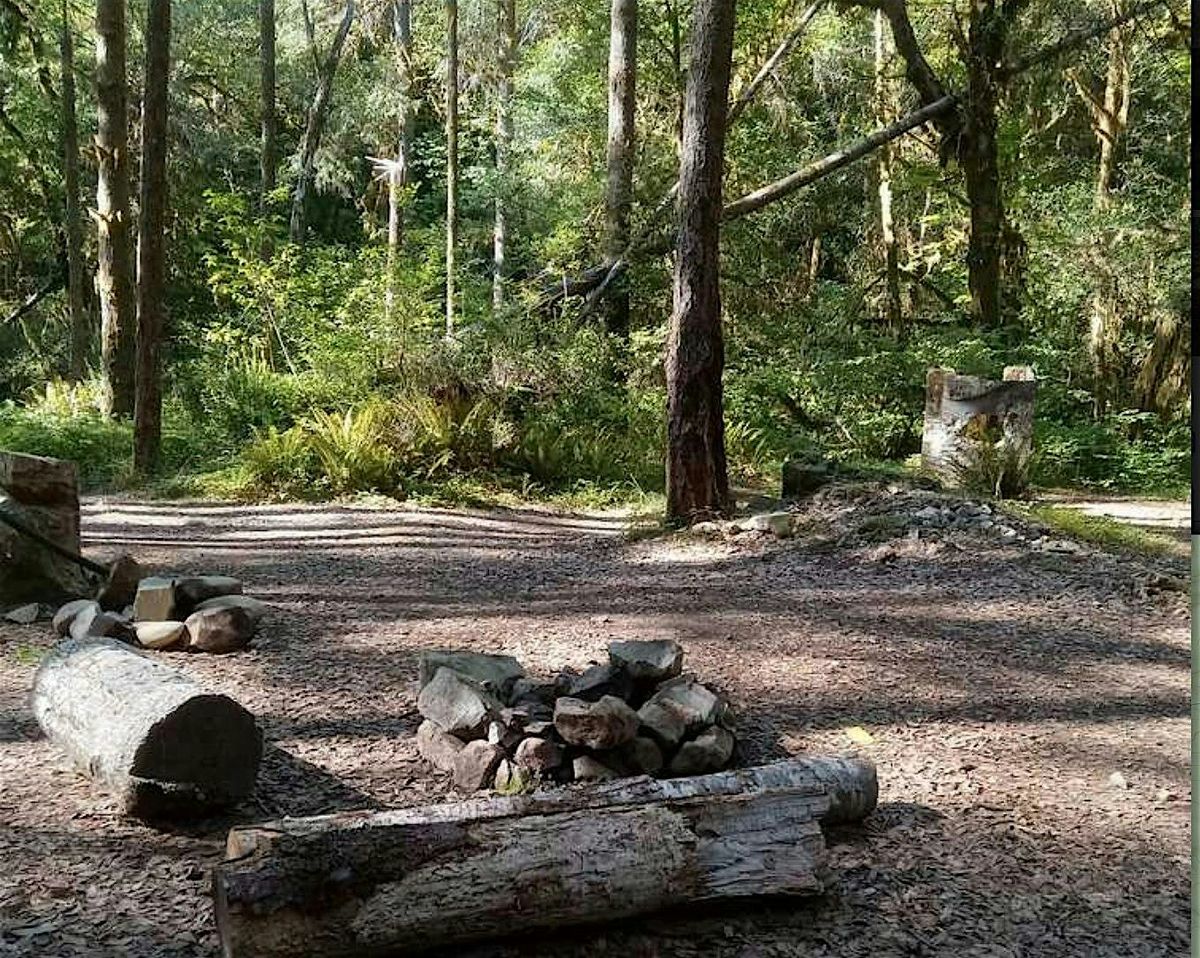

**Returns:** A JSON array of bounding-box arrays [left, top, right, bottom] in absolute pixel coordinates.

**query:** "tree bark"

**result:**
[[387, 0, 413, 324], [665, 0, 736, 526], [214, 756, 876, 958], [60, 0, 88, 382], [289, 0, 356, 244], [31, 638, 262, 816], [873, 7, 902, 328], [603, 0, 637, 337], [492, 0, 516, 309], [259, 0, 277, 204], [95, 0, 136, 418], [1069, 10, 1132, 208], [0, 451, 87, 603], [134, 0, 171, 474], [445, 0, 459, 336]]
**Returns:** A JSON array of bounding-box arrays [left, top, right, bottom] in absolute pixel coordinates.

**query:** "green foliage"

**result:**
[[1011, 504, 1187, 559]]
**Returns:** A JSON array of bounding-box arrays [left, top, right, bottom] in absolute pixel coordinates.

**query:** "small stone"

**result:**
[[416, 719, 465, 773], [133, 577, 175, 622], [1155, 788, 1175, 803], [637, 699, 688, 749], [568, 663, 633, 703], [134, 620, 187, 650], [4, 603, 39, 625], [453, 740, 504, 791], [417, 667, 505, 739], [608, 640, 684, 682], [554, 695, 639, 750], [742, 511, 792, 536], [502, 703, 553, 729], [508, 676, 557, 705], [572, 756, 619, 782], [184, 605, 254, 654], [95, 554, 142, 611], [514, 736, 563, 773], [173, 575, 243, 614], [52, 599, 95, 637], [914, 506, 940, 521], [523, 720, 555, 738], [487, 720, 522, 750], [644, 675, 721, 732], [669, 726, 735, 776], [69, 604, 135, 643], [781, 459, 832, 499], [193, 594, 269, 626], [493, 758, 531, 794], [619, 736, 664, 775], [1108, 771, 1129, 789], [418, 651, 524, 696]]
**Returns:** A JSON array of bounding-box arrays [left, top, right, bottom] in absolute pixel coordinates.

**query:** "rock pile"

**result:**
[[48, 569, 267, 654], [415, 641, 736, 793]]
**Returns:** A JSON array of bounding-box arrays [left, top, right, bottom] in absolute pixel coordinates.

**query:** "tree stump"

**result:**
[[31, 638, 262, 817], [214, 756, 876, 958]]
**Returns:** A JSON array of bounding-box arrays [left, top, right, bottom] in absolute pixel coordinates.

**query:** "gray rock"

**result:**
[[184, 605, 254, 654], [174, 575, 243, 614], [554, 695, 639, 750], [501, 703, 553, 730], [194, 594, 269, 626], [669, 726, 735, 776], [619, 735, 664, 775], [96, 554, 142, 611], [134, 620, 187, 650], [508, 676, 557, 706], [69, 603, 135, 643], [781, 458, 832, 499], [453, 740, 504, 791], [493, 758, 532, 794], [418, 651, 524, 697], [572, 755, 620, 782], [486, 720, 522, 750], [52, 599, 95, 637], [608, 640, 684, 682], [514, 736, 563, 773], [4, 602, 39, 625], [637, 698, 689, 749], [523, 719, 555, 738], [568, 663, 633, 703], [741, 512, 793, 536], [133, 577, 175, 622], [649, 675, 721, 731], [417, 667, 505, 739], [416, 719, 465, 773]]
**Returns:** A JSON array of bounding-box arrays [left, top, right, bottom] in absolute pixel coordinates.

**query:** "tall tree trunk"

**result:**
[[259, 0, 276, 204], [289, 0, 355, 244], [603, 0, 637, 337], [133, 0, 171, 473], [445, 0, 459, 336], [665, 0, 735, 526], [1069, 14, 1131, 208], [873, 8, 902, 328], [492, 0, 516, 310], [95, 0, 136, 417], [60, 0, 88, 381], [388, 0, 413, 326]]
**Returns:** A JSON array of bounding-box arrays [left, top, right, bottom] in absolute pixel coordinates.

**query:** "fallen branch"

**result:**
[[2, 271, 64, 326]]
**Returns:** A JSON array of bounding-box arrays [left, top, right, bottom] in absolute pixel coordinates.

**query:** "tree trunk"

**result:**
[[60, 0, 88, 382], [873, 8, 902, 328], [134, 0, 171, 475], [95, 0, 136, 418], [388, 0, 413, 323], [214, 756, 876, 958], [665, 0, 737, 526], [603, 0, 637, 337], [445, 0, 459, 336], [492, 0, 516, 309], [1069, 14, 1131, 208], [259, 0, 277, 204], [31, 637, 262, 817], [0, 452, 87, 604], [289, 0, 356, 244]]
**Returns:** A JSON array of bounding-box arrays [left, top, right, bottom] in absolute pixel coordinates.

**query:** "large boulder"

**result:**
[[607, 640, 684, 682], [416, 719, 465, 774], [567, 663, 633, 703], [514, 736, 563, 773], [417, 667, 505, 740], [184, 606, 254, 654], [453, 741, 504, 792], [417, 651, 524, 697], [52, 599, 96, 637], [669, 726, 735, 776], [194, 594, 269, 627], [554, 695, 639, 750], [644, 675, 721, 732]]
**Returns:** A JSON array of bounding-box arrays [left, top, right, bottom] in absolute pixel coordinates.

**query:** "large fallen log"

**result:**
[[214, 756, 876, 958], [31, 637, 262, 817]]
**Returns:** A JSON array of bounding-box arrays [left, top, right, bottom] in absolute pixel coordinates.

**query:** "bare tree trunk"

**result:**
[[289, 0, 355, 244], [665, 0, 736, 526], [133, 0, 171, 474], [259, 0, 276, 204], [61, 0, 88, 381], [1069, 13, 1132, 208], [95, 0, 136, 418], [388, 0, 413, 324], [445, 0, 458, 336], [492, 0, 515, 310], [603, 0, 637, 337], [873, 8, 902, 328]]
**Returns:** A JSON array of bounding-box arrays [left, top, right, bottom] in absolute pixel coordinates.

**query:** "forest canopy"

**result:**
[[0, 0, 1190, 505]]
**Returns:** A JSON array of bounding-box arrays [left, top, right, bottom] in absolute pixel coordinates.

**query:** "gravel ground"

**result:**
[[0, 487, 1190, 957]]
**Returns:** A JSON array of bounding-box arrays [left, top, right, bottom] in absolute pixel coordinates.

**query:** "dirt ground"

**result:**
[[0, 487, 1190, 957]]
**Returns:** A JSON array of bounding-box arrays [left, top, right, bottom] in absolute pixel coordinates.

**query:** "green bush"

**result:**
[[0, 398, 134, 488]]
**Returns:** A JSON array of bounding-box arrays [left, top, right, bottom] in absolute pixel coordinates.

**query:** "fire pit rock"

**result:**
[[414, 642, 737, 793]]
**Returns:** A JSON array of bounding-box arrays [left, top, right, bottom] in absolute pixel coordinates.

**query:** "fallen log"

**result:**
[[214, 756, 876, 958], [31, 637, 262, 817]]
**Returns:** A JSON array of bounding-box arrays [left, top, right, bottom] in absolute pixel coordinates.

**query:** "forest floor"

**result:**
[[0, 484, 1190, 958]]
